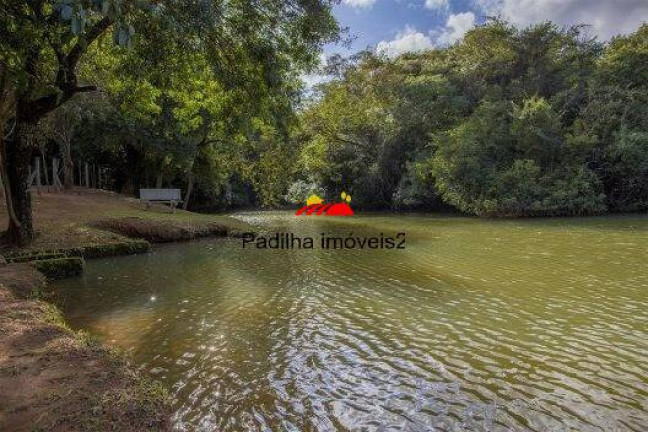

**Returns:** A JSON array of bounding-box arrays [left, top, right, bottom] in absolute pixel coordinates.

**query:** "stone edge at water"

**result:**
[[2, 239, 151, 262], [32, 257, 85, 280]]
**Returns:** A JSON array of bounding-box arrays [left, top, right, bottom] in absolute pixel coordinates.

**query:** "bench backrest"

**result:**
[[140, 188, 182, 201]]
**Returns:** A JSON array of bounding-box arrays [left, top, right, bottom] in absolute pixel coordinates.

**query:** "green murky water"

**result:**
[[53, 212, 648, 431]]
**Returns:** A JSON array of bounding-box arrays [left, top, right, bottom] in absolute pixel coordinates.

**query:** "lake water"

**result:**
[[53, 212, 648, 431]]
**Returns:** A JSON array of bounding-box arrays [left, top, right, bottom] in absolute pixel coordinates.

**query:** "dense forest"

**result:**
[[1, 0, 647, 245], [299, 21, 648, 217]]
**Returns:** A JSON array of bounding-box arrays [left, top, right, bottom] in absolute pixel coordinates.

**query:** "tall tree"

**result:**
[[1, 0, 134, 244], [1, 0, 340, 245]]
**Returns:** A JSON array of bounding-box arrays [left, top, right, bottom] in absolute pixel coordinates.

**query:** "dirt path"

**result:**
[[0, 264, 172, 431]]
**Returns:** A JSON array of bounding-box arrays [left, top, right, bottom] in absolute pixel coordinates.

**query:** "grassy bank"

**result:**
[[0, 188, 250, 255], [0, 264, 173, 431]]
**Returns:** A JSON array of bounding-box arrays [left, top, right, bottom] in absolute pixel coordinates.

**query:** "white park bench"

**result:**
[[140, 189, 183, 212]]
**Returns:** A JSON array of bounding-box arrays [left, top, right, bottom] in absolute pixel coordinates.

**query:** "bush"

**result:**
[[284, 180, 324, 205], [33, 258, 85, 280]]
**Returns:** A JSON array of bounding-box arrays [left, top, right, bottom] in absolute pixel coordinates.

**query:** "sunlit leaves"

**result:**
[[597, 24, 648, 89], [52, 0, 133, 45], [298, 20, 646, 215]]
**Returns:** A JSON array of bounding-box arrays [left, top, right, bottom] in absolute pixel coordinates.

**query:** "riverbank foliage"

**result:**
[[0, 0, 341, 244], [298, 22, 648, 216], [2, 9, 647, 224]]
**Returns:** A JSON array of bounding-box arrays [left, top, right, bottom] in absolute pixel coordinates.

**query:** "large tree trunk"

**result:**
[[4, 121, 35, 245], [155, 172, 164, 189], [0, 139, 20, 233], [41, 151, 49, 187], [0, 67, 20, 236], [62, 141, 74, 189], [183, 172, 195, 210]]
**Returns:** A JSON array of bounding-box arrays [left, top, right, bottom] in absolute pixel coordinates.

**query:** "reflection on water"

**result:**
[[53, 212, 648, 431]]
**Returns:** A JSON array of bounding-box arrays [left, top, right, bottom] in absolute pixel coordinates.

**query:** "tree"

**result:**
[[40, 94, 93, 188], [299, 51, 467, 209], [297, 20, 630, 216], [0, 65, 19, 227], [1, 0, 134, 244], [1, 0, 340, 244], [430, 96, 605, 217], [580, 24, 648, 211]]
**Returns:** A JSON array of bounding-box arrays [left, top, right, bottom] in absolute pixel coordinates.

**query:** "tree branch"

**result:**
[[26, 85, 96, 121], [67, 17, 113, 70], [25, 17, 113, 122]]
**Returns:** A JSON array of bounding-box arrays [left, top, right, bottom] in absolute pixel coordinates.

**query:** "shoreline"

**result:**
[[0, 223, 242, 431], [1, 190, 645, 430], [0, 264, 173, 431], [0, 189, 250, 431]]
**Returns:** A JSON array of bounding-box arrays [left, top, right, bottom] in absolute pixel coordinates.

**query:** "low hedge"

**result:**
[[33, 257, 85, 280]]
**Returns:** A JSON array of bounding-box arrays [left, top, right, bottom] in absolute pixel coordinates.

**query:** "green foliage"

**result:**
[[233, 121, 300, 207], [423, 96, 606, 216], [392, 161, 442, 210], [16, 0, 342, 210], [603, 128, 648, 211], [5, 5, 645, 218], [33, 257, 85, 280], [298, 20, 646, 216], [285, 180, 324, 205], [299, 52, 468, 208], [1, 0, 133, 111], [596, 24, 648, 89]]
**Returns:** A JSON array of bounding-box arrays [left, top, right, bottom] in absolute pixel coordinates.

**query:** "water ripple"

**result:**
[[53, 212, 648, 431]]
